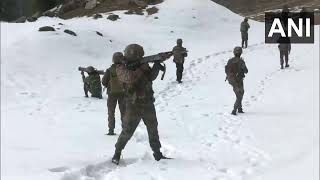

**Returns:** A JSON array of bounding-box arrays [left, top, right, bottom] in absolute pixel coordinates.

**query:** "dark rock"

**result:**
[[64, 29, 77, 36], [43, 11, 55, 17], [93, 13, 103, 19], [107, 14, 120, 21], [96, 31, 103, 36], [170, 30, 174, 33], [15, 16, 27, 23], [39, 26, 56, 32], [146, 6, 159, 15], [27, 17, 38, 22], [154, 16, 159, 19], [58, 23, 64, 25], [109, 40, 113, 42]]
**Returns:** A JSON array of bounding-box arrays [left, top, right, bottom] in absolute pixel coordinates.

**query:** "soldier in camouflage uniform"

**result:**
[[225, 47, 248, 115], [172, 39, 188, 83], [102, 52, 126, 135], [111, 44, 170, 165], [240, 17, 250, 48], [278, 37, 291, 69], [81, 66, 102, 99]]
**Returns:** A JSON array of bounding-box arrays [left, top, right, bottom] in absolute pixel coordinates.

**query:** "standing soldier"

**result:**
[[111, 44, 170, 165], [172, 39, 188, 83], [278, 37, 291, 69], [240, 17, 250, 48], [80, 66, 103, 99], [225, 47, 248, 115], [102, 52, 126, 135]]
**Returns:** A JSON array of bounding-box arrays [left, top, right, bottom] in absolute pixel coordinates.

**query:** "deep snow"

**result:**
[[1, 0, 319, 180]]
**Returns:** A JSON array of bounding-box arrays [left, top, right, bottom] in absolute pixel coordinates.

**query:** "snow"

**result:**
[[1, 0, 319, 180]]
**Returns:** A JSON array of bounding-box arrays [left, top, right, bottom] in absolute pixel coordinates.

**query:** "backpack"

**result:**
[[109, 65, 125, 95], [225, 58, 240, 75]]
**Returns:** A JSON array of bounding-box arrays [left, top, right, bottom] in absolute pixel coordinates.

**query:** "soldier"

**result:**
[[240, 17, 250, 48], [102, 52, 126, 135], [111, 44, 170, 165], [172, 39, 188, 83], [278, 37, 291, 69], [81, 66, 102, 99], [225, 47, 248, 115]]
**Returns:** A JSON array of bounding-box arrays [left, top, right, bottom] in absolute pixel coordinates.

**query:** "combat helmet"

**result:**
[[86, 66, 96, 74], [233, 46, 243, 57], [244, 17, 248, 22], [124, 44, 144, 61], [177, 38, 183, 46], [112, 52, 124, 64]]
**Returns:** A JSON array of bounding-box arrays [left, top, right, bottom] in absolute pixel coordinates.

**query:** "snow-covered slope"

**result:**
[[1, 0, 319, 180]]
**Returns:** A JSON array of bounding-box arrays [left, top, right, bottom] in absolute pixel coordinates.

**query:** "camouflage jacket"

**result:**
[[240, 21, 250, 33], [278, 43, 291, 52], [116, 63, 160, 104], [84, 73, 102, 96], [172, 46, 188, 64]]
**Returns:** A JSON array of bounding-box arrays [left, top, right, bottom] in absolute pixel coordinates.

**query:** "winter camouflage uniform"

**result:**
[[102, 52, 126, 135], [278, 41, 291, 69], [240, 18, 250, 48], [112, 44, 168, 165], [172, 39, 188, 83], [82, 66, 102, 99], [225, 47, 248, 115]]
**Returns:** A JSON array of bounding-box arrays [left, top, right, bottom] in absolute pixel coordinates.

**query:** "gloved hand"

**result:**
[[81, 71, 84, 75]]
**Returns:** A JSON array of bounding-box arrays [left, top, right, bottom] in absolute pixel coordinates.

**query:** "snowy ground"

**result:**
[[1, 0, 319, 180]]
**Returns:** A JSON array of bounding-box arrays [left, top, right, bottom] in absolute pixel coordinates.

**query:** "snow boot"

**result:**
[[281, 65, 284, 69], [238, 108, 244, 113], [231, 110, 237, 115], [106, 129, 116, 136], [112, 151, 121, 165], [153, 151, 169, 161], [285, 64, 290, 68]]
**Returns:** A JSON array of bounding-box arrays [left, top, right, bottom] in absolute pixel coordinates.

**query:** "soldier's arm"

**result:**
[[101, 68, 110, 88], [241, 60, 248, 74], [288, 43, 291, 53]]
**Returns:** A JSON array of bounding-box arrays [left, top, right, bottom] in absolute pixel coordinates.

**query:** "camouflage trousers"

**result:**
[[229, 78, 244, 111], [280, 51, 289, 66], [241, 32, 248, 48], [107, 94, 126, 131], [175, 63, 184, 82], [115, 101, 161, 153], [84, 83, 102, 98]]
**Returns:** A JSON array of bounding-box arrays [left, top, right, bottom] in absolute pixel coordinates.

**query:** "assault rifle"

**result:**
[[123, 50, 188, 80], [78, 66, 105, 75]]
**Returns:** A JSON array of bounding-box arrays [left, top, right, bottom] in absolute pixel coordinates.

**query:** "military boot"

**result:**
[[112, 151, 121, 165], [281, 65, 284, 69], [238, 108, 244, 113], [107, 129, 116, 136], [153, 151, 169, 161], [231, 110, 237, 115], [285, 64, 289, 68]]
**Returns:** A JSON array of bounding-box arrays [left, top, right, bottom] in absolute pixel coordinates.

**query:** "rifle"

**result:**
[[123, 51, 174, 80], [78, 66, 105, 75]]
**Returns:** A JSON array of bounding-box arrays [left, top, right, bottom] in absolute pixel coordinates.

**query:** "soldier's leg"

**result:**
[[115, 104, 141, 152], [241, 39, 245, 48], [141, 103, 162, 153], [84, 83, 89, 97], [238, 81, 245, 112], [285, 51, 289, 67], [233, 84, 242, 112], [107, 95, 117, 132], [118, 96, 126, 127], [177, 63, 183, 82], [280, 51, 284, 69], [245, 40, 248, 48]]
